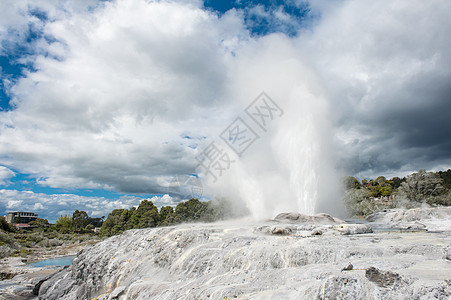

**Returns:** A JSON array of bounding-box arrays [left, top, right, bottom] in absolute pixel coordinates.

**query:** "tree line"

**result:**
[[2, 198, 241, 237], [344, 169, 451, 216], [99, 198, 238, 237], [52, 210, 104, 234], [0, 211, 103, 234]]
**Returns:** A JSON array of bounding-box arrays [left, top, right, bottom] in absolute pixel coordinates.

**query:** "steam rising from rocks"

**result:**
[[200, 35, 343, 219]]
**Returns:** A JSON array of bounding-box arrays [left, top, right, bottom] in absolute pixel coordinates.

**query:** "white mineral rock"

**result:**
[[38, 207, 451, 299]]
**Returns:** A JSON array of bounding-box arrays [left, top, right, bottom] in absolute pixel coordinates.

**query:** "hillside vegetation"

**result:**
[[343, 169, 451, 216]]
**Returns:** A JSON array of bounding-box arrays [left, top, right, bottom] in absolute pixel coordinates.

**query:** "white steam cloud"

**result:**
[[200, 35, 342, 219]]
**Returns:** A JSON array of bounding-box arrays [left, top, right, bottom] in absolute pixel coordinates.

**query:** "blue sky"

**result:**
[[1, 0, 450, 221], [204, 0, 313, 36]]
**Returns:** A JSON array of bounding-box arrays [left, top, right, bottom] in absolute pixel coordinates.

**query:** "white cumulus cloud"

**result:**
[[0, 166, 14, 185]]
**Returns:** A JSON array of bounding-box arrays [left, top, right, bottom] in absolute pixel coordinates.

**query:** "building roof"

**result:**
[[13, 223, 31, 228]]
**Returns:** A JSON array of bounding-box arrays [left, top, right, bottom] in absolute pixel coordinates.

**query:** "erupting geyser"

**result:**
[[201, 35, 343, 220]]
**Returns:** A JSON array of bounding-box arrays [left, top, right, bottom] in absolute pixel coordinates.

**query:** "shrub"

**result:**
[[343, 188, 396, 216], [0, 245, 14, 259], [0, 216, 14, 232], [344, 188, 371, 216], [424, 191, 451, 206], [398, 169, 447, 201], [343, 176, 361, 190], [0, 232, 17, 247]]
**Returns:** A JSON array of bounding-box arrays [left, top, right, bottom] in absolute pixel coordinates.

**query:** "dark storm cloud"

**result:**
[[344, 70, 451, 177], [305, 0, 451, 178]]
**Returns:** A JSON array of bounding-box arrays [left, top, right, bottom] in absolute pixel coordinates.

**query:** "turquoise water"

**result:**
[[29, 255, 76, 267]]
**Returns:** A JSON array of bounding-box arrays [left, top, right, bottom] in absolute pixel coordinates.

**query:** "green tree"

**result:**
[[87, 217, 104, 228], [363, 176, 394, 197], [73, 210, 89, 233], [173, 198, 207, 223], [54, 215, 74, 234], [390, 177, 403, 189], [0, 216, 14, 232], [28, 218, 50, 232], [139, 210, 159, 228], [199, 198, 240, 222], [130, 200, 159, 229], [375, 176, 387, 185], [378, 185, 393, 197], [100, 209, 126, 237], [438, 169, 451, 190], [28, 218, 50, 227], [119, 208, 134, 231], [158, 206, 175, 226], [343, 176, 361, 190]]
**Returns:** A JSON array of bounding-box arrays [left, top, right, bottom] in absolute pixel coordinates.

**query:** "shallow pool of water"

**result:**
[[29, 255, 76, 267]]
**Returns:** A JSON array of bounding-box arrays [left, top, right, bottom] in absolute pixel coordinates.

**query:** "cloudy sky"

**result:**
[[0, 0, 450, 221]]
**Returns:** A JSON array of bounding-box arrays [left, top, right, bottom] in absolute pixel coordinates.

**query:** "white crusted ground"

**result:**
[[38, 207, 451, 300]]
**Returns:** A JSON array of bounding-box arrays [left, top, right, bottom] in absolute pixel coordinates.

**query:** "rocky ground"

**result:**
[[35, 207, 450, 300], [0, 241, 98, 300]]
